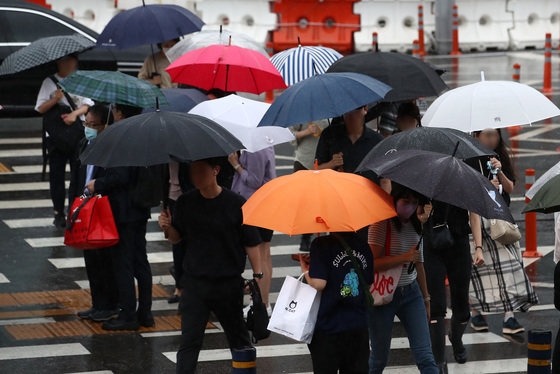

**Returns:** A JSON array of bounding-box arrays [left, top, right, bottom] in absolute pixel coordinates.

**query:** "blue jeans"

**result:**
[[367, 282, 438, 374]]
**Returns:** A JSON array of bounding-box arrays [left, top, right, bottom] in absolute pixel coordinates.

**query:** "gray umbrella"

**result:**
[[0, 34, 94, 76]]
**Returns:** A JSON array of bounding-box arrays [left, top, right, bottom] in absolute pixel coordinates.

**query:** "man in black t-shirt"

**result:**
[[159, 157, 262, 374]]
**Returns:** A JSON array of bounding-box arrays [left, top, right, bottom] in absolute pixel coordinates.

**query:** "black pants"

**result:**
[[307, 328, 370, 374], [48, 148, 78, 214], [176, 276, 251, 374], [553, 321, 560, 374], [111, 220, 152, 319], [424, 234, 472, 322], [84, 246, 118, 311], [168, 199, 184, 290]]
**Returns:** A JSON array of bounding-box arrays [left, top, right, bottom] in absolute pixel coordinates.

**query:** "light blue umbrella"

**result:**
[[270, 45, 343, 86], [258, 72, 391, 128]]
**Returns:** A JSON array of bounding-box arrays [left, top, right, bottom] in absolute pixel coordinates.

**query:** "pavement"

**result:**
[[0, 49, 559, 373]]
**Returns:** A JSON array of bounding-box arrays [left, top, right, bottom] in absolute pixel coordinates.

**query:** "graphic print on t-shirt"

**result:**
[[340, 268, 360, 297]]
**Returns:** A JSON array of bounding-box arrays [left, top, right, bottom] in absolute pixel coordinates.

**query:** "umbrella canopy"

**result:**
[[96, 3, 204, 49], [526, 161, 560, 199], [258, 72, 391, 127], [166, 29, 267, 62], [364, 127, 495, 161], [80, 111, 244, 168], [0, 34, 94, 76], [242, 169, 396, 235], [189, 95, 294, 153], [357, 149, 515, 223], [270, 45, 343, 86], [423, 76, 560, 131], [143, 88, 208, 113], [326, 52, 447, 102], [522, 174, 560, 214], [165, 44, 287, 94], [58, 70, 168, 108]]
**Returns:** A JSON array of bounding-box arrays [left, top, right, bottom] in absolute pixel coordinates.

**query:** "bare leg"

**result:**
[[259, 241, 272, 307]]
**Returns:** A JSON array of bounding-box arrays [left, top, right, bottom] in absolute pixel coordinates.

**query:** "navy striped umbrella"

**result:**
[[270, 46, 343, 86]]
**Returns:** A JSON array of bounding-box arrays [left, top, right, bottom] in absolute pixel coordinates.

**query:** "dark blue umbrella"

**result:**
[[96, 2, 204, 49], [258, 72, 391, 127], [143, 88, 208, 113]]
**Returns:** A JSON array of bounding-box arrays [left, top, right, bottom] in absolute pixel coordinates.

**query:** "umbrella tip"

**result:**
[[220, 25, 222, 33], [314, 159, 318, 170], [156, 96, 160, 112], [480, 71, 485, 81], [228, 35, 231, 46], [297, 36, 301, 47]]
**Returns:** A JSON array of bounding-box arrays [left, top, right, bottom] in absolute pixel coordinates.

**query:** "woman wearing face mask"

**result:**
[[69, 104, 120, 322], [469, 129, 538, 335], [367, 184, 438, 374], [138, 38, 180, 88]]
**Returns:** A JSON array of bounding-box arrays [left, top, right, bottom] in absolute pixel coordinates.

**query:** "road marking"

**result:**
[[65, 371, 113, 374], [0, 273, 9, 283], [523, 245, 555, 267], [0, 343, 90, 360], [289, 357, 528, 374], [163, 332, 509, 363], [0, 317, 55, 326], [531, 282, 555, 288], [0, 199, 52, 209], [0, 181, 69, 192], [0, 137, 41, 145], [0, 149, 42, 158], [5, 213, 160, 228]]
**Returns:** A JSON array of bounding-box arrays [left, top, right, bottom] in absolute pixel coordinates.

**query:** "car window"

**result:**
[[2, 9, 79, 43]]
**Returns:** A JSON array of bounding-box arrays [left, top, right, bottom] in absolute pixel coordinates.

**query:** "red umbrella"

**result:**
[[165, 44, 287, 94]]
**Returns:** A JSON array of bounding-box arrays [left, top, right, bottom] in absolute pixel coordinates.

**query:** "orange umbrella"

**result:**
[[242, 169, 396, 235]]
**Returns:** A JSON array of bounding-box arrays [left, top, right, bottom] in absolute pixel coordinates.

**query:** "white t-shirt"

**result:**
[[35, 74, 94, 121]]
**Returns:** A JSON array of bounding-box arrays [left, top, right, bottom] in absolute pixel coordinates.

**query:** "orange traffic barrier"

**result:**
[[450, 5, 461, 56], [512, 63, 520, 83], [542, 33, 553, 93], [523, 169, 542, 258], [372, 32, 379, 52], [412, 40, 420, 58], [417, 5, 426, 56]]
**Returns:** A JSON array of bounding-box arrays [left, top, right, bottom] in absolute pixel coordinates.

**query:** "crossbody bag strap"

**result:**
[[333, 233, 374, 307], [49, 75, 78, 111]]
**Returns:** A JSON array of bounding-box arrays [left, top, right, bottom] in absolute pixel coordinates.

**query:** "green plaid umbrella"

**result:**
[[0, 34, 94, 76], [58, 70, 168, 108]]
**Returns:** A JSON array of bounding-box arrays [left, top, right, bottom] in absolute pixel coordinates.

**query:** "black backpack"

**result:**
[[245, 279, 271, 343]]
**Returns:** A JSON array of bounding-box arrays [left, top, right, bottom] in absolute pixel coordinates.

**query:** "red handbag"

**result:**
[[64, 195, 119, 249]]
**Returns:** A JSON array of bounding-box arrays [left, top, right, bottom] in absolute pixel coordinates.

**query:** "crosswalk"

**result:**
[[0, 130, 555, 373]]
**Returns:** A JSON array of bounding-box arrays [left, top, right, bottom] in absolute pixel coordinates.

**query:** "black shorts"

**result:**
[[258, 227, 273, 243]]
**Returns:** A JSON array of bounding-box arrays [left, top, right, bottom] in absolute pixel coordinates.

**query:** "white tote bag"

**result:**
[[370, 220, 402, 306], [267, 274, 322, 344]]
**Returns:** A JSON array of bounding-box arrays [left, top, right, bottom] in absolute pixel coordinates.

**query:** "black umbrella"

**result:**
[[80, 111, 245, 168], [327, 52, 448, 102], [363, 127, 495, 161], [357, 149, 514, 223], [0, 34, 94, 76]]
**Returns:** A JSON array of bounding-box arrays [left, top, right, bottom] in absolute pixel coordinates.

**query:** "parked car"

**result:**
[[0, 0, 151, 116]]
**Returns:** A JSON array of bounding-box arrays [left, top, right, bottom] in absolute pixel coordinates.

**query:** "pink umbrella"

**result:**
[[166, 44, 287, 94]]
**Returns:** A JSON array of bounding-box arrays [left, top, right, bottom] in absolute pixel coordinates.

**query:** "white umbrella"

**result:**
[[189, 95, 294, 153], [423, 72, 560, 132], [166, 28, 267, 63], [526, 161, 560, 199]]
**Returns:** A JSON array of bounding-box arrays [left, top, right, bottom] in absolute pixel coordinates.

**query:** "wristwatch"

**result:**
[[253, 272, 264, 279]]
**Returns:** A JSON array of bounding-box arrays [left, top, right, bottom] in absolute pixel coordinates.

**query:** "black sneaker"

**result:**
[[77, 308, 95, 320], [102, 316, 139, 331], [503, 317, 525, 335], [53, 213, 66, 229], [137, 311, 155, 328], [90, 309, 119, 322], [470, 314, 489, 332]]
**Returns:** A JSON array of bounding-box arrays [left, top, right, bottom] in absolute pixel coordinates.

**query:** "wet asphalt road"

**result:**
[[0, 50, 559, 373]]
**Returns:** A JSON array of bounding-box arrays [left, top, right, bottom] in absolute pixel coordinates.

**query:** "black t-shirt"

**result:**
[[172, 188, 262, 279], [309, 232, 374, 334], [429, 200, 470, 237], [315, 123, 383, 174]]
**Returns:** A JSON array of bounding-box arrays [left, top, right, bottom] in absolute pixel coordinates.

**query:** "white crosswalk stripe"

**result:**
[[0, 343, 90, 360], [0, 273, 9, 283]]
